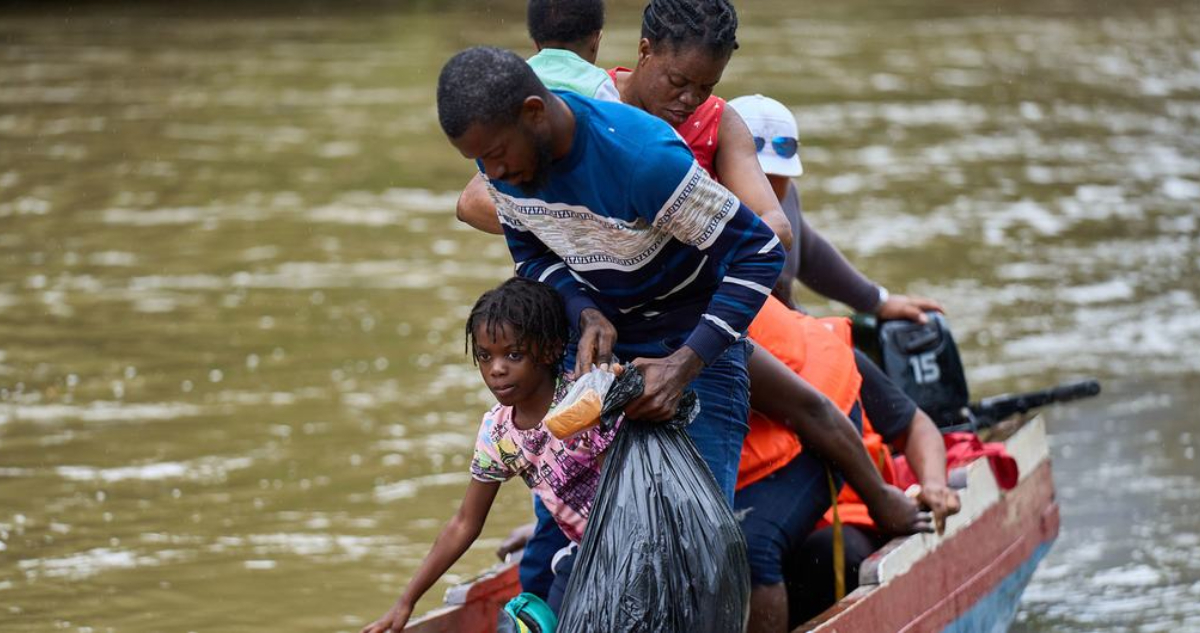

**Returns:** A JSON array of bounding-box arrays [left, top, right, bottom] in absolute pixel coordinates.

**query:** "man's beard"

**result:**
[[517, 132, 555, 196]]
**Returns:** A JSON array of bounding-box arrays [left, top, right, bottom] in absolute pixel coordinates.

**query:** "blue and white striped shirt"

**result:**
[[488, 91, 785, 364]]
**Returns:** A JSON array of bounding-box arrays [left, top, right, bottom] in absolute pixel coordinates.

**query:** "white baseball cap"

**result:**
[[728, 94, 803, 178]]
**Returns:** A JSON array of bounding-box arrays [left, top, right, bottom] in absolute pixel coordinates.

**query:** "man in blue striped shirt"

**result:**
[[437, 46, 784, 502]]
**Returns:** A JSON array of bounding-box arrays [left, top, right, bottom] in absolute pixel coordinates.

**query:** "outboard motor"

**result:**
[[876, 312, 970, 428], [854, 311, 1101, 431]]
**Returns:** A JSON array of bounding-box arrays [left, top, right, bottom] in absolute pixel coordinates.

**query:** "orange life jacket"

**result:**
[[737, 296, 862, 490]]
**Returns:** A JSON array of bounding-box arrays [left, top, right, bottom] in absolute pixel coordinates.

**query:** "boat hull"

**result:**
[[803, 417, 1058, 633], [405, 417, 1057, 633]]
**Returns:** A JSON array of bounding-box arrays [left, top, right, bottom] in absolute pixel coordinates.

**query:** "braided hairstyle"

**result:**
[[466, 277, 569, 368], [641, 0, 739, 57]]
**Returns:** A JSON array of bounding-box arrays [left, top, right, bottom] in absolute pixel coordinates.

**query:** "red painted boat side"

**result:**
[[801, 460, 1058, 633], [404, 560, 522, 633]]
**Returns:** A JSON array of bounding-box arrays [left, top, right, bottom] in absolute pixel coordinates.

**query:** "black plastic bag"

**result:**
[[598, 367, 698, 432], [557, 367, 751, 632]]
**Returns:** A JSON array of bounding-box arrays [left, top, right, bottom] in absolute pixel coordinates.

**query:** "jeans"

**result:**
[[677, 338, 752, 503], [518, 494, 571, 599], [546, 543, 578, 614], [786, 524, 889, 627]]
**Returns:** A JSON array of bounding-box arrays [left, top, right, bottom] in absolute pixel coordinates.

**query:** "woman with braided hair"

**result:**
[[606, 0, 797, 250], [610, 0, 940, 321], [609, 2, 952, 631]]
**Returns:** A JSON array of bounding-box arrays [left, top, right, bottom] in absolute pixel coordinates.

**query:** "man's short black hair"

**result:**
[[527, 0, 605, 45], [437, 46, 549, 139]]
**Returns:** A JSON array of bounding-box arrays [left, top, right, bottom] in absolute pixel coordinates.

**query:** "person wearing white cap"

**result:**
[[728, 94, 943, 322]]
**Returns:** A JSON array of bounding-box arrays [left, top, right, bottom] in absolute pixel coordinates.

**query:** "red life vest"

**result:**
[[675, 95, 724, 180], [819, 429, 1021, 531], [608, 67, 725, 180], [737, 296, 862, 490]]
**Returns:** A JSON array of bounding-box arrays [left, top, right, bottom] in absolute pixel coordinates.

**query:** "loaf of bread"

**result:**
[[545, 389, 604, 439]]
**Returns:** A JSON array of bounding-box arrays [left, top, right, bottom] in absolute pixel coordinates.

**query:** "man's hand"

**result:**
[[575, 308, 617, 378], [876, 294, 945, 324], [495, 522, 535, 561], [916, 484, 961, 535], [625, 347, 705, 422], [361, 600, 414, 633], [864, 485, 933, 536]]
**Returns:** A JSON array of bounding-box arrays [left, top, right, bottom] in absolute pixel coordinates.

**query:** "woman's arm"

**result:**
[[746, 342, 931, 535], [361, 479, 502, 633], [457, 173, 504, 235], [891, 410, 960, 534], [793, 208, 880, 313], [794, 207, 944, 321], [714, 108, 793, 250]]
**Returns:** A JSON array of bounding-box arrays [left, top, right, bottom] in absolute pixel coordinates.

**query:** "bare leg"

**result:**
[[748, 583, 790, 633]]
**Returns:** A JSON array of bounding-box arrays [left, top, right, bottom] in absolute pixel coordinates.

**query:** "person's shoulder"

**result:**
[[591, 76, 621, 103], [564, 93, 689, 158], [563, 92, 655, 132], [530, 50, 608, 97], [786, 180, 801, 205], [478, 402, 515, 436], [529, 47, 584, 66]]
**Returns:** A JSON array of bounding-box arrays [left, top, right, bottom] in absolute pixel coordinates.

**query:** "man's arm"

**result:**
[[624, 149, 785, 420], [499, 202, 614, 376], [637, 161, 785, 366], [624, 198, 784, 420], [456, 173, 504, 235], [715, 108, 793, 251], [746, 343, 932, 535], [891, 409, 961, 534]]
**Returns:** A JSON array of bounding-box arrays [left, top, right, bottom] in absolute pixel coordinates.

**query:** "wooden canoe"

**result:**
[[404, 415, 1057, 633]]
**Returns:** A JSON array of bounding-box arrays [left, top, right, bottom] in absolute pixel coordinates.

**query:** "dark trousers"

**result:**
[[785, 524, 889, 628], [733, 404, 862, 586]]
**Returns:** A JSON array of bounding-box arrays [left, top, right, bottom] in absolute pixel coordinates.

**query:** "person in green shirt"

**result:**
[[456, 0, 619, 232], [525, 0, 619, 101]]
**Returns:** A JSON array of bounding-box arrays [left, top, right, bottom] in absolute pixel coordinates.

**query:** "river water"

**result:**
[[1, 0, 1197, 631]]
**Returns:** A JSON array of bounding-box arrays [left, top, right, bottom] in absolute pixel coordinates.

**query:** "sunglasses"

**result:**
[[753, 136, 799, 159]]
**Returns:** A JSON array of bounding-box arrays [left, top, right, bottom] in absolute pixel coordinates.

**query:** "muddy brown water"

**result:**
[[1, 1, 1198, 631]]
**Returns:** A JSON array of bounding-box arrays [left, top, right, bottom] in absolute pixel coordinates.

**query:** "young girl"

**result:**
[[361, 277, 618, 633]]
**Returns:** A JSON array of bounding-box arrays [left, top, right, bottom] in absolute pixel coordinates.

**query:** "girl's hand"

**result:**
[[361, 601, 413, 633]]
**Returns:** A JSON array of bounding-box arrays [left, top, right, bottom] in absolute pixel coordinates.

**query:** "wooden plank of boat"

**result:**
[[404, 415, 1056, 633]]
